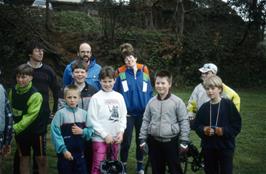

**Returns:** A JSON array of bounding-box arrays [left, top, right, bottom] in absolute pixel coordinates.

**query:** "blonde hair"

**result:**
[[64, 84, 80, 98], [203, 75, 223, 92], [120, 43, 135, 62]]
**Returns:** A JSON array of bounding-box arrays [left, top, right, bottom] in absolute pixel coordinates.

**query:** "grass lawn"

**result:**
[[2, 89, 266, 174]]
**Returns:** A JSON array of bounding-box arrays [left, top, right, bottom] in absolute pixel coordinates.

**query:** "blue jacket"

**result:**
[[51, 105, 94, 154], [113, 64, 153, 116], [63, 57, 101, 90], [0, 84, 13, 148]]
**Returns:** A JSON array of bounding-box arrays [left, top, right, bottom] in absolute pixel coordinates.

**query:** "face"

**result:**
[[16, 74, 33, 87], [65, 90, 80, 108], [201, 71, 213, 81], [79, 43, 92, 63], [205, 86, 221, 101], [72, 68, 87, 85], [100, 77, 115, 92], [30, 48, 44, 62], [124, 55, 137, 68], [155, 76, 171, 97]]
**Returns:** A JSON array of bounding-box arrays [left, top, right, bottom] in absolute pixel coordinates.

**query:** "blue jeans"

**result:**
[[120, 116, 144, 166]]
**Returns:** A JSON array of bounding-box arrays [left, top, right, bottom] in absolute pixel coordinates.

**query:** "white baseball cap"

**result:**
[[199, 63, 218, 74]]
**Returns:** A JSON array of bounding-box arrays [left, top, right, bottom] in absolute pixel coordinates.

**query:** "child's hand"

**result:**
[[72, 124, 83, 135], [114, 132, 123, 144], [215, 127, 223, 136], [63, 151, 73, 160], [204, 126, 214, 136], [104, 135, 114, 144]]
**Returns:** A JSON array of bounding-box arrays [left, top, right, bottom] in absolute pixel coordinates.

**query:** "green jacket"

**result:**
[[9, 82, 43, 135]]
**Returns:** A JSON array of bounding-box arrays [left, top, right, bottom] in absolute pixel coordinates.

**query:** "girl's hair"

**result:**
[[203, 75, 223, 91], [99, 66, 115, 80], [155, 70, 172, 85], [63, 84, 80, 98], [71, 60, 88, 72], [16, 64, 34, 76], [120, 43, 135, 62]]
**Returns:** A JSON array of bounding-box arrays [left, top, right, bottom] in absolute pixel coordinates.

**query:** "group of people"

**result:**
[[0, 40, 242, 174]]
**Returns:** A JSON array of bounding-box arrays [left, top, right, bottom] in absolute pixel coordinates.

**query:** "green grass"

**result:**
[[2, 89, 266, 174]]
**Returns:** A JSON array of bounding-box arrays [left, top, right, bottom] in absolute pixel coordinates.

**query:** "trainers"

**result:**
[[137, 169, 144, 174]]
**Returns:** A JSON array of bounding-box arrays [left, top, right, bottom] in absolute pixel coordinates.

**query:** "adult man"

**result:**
[[13, 41, 59, 174], [63, 42, 101, 90], [187, 63, 240, 127]]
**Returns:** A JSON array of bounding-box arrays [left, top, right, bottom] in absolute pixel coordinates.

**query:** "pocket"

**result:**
[[171, 124, 180, 135]]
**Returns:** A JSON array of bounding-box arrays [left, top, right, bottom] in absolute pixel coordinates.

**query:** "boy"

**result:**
[[58, 60, 97, 172], [139, 70, 190, 174], [88, 66, 127, 174], [9, 64, 44, 174], [51, 84, 94, 174], [0, 73, 13, 174], [193, 75, 241, 174], [58, 60, 97, 110]]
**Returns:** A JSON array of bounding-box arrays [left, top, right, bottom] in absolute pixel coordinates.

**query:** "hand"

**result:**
[[215, 127, 223, 136], [179, 141, 189, 154], [140, 142, 149, 154], [114, 132, 123, 144], [104, 135, 114, 144], [72, 124, 83, 135], [204, 126, 215, 136], [63, 151, 73, 160]]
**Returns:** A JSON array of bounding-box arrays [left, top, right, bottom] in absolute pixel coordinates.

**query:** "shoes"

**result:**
[[137, 169, 144, 174]]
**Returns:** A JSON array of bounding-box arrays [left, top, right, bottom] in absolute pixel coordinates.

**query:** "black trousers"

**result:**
[[148, 136, 183, 174], [203, 148, 234, 174]]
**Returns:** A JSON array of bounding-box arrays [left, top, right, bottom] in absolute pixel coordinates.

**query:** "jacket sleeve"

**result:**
[[223, 84, 241, 112], [4, 90, 13, 145], [194, 106, 206, 139], [50, 111, 67, 154], [222, 100, 242, 138], [139, 100, 152, 141], [13, 93, 43, 135], [177, 99, 190, 141], [82, 111, 94, 141], [187, 87, 199, 119], [88, 96, 108, 138], [63, 64, 72, 87]]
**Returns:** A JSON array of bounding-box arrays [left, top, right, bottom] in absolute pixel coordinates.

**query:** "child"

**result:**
[[139, 70, 190, 174], [193, 75, 241, 174], [58, 60, 98, 110], [9, 64, 44, 174], [88, 66, 127, 174], [58, 60, 97, 172], [0, 73, 13, 173], [51, 84, 94, 174]]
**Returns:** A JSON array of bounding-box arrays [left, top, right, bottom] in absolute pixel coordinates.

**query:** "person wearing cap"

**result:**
[[187, 63, 240, 128], [113, 43, 153, 174], [63, 42, 101, 90]]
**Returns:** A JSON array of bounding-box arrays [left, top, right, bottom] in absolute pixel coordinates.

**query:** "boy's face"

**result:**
[[16, 74, 33, 87], [65, 89, 80, 108], [30, 48, 44, 62], [100, 77, 115, 92], [124, 55, 137, 68], [205, 86, 221, 101], [72, 68, 87, 85], [201, 71, 213, 81], [155, 76, 171, 97]]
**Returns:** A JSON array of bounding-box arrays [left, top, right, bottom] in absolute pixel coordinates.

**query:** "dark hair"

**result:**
[[120, 43, 135, 63], [63, 84, 80, 98], [99, 66, 115, 80], [71, 60, 88, 72], [26, 40, 44, 55], [155, 70, 172, 85], [16, 64, 34, 76]]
